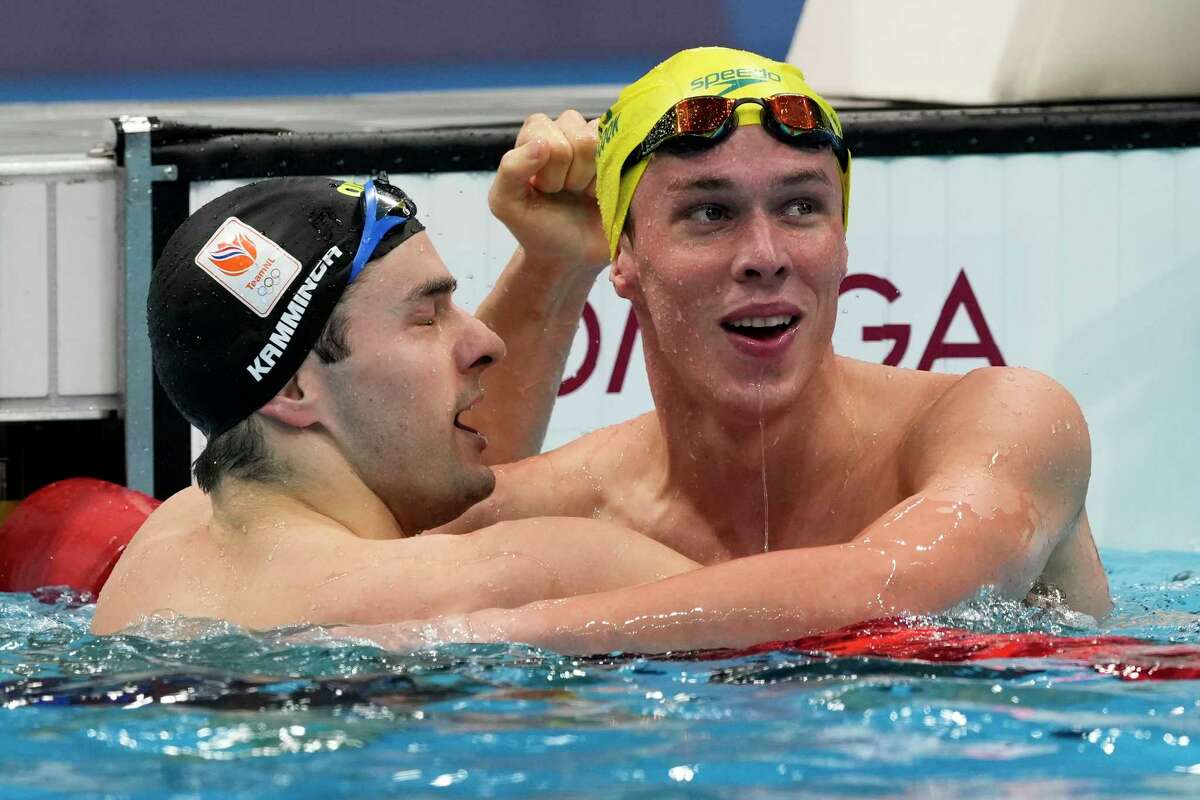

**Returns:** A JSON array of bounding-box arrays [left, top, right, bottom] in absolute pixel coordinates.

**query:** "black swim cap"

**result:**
[[148, 176, 424, 438]]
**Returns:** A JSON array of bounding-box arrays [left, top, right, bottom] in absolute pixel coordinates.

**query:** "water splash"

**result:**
[[925, 585, 1097, 636]]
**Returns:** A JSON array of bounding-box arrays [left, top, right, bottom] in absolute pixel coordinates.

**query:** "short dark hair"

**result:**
[[192, 415, 285, 493], [311, 300, 352, 364], [192, 284, 360, 492]]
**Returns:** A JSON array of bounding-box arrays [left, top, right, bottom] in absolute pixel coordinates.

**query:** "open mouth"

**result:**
[[453, 411, 481, 436], [720, 314, 800, 340]]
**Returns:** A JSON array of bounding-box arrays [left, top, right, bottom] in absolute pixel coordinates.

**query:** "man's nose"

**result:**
[[730, 212, 790, 285], [458, 312, 506, 373]]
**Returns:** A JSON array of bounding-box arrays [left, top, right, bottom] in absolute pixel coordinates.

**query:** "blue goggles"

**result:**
[[348, 177, 420, 283]]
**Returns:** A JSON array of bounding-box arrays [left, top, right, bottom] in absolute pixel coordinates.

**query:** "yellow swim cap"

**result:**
[[596, 46, 851, 260]]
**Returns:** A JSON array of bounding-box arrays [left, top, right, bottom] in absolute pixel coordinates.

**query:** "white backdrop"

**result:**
[[191, 147, 1200, 550]]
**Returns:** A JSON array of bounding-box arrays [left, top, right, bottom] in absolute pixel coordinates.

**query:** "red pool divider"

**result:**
[[0, 478, 160, 598], [705, 617, 1200, 682]]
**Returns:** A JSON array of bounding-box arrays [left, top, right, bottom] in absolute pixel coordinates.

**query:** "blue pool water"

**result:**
[[2, 549, 1200, 799]]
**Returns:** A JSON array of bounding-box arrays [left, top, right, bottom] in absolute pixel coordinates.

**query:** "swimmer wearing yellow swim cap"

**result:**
[[596, 46, 851, 260], [397, 47, 1112, 654]]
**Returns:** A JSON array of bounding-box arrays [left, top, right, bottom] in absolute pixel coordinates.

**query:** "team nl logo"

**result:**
[[194, 217, 301, 318], [207, 232, 257, 276]]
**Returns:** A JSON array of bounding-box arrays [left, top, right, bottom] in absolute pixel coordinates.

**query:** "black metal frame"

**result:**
[[146, 100, 1200, 184], [116, 99, 1200, 499]]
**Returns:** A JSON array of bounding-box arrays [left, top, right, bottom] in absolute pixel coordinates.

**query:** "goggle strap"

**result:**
[[349, 179, 411, 283], [349, 216, 406, 283]]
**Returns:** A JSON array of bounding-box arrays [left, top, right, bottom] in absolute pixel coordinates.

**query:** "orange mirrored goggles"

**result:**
[[621, 94, 849, 174]]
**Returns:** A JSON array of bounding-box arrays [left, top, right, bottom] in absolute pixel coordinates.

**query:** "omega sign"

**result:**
[[558, 268, 1004, 396]]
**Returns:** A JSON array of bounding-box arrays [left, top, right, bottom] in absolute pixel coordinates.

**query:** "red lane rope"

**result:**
[[701, 617, 1200, 681]]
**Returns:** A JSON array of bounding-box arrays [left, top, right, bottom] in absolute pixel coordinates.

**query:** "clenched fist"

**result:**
[[489, 110, 610, 273]]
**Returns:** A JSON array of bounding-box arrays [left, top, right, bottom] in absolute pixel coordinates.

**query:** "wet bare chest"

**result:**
[[599, 470, 904, 564]]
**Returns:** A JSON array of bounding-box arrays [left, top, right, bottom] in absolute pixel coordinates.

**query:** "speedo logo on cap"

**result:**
[[245, 244, 342, 383], [195, 217, 302, 318], [690, 66, 782, 96], [597, 110, 620, 159]]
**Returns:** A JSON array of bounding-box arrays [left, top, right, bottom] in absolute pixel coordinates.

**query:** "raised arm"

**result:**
[[464, 112, 611, 464], [355, 369, 1106, 653]]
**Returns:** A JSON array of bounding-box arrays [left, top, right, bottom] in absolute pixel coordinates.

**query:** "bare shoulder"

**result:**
[[532, 411, 657, 484], [443, 412, 657, 531], [902, 366, 1090, 495], [103, 486, 211, 576], [133, 487, 211, 540], [908, 366, 1086, 444], [92, 487, 213, 633], [512, 412, 656, 480], [840, 357, 958, 422]]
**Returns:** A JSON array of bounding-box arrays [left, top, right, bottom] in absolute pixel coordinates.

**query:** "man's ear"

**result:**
[[257, 368, 321, 429], [609, 231, 640, 300]]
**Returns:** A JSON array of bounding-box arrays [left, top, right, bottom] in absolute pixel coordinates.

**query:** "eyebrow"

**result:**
[[773, 169, 834, 189], [664, 168, 834, 195], [406, 277, 457, 302], [664, 175, 733, 194]]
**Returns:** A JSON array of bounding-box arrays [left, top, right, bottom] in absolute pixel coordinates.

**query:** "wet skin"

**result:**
[[307, 235, 504, 535], [94, 121, 701, 636], [92, 235, 696, 634], [430, 125, 1111, 653]]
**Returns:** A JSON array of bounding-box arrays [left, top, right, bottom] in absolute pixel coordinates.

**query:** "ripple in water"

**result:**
[[0, 550, 1198, 797]]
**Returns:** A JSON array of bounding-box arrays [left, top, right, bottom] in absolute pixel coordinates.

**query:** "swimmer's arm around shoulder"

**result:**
[[474, 517, 701, 596], [464, 112, 609, 464], [319, 518, 698, 625], [360, 369, 1097, 653]]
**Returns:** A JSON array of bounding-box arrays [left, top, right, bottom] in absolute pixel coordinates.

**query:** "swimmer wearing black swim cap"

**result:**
[[94, 147, 700, 634], [150, 176, 425, 440]]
